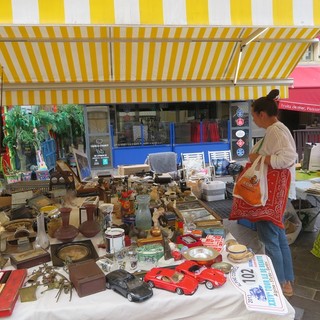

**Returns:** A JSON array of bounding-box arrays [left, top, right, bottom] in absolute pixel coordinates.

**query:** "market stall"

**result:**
[[0, 201, 294, 320], [0, 170, 295, 319]]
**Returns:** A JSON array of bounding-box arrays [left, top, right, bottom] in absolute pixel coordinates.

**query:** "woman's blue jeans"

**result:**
[[256, 220, 294, 284]]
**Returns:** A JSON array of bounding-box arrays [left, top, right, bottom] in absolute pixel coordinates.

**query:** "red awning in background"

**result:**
[[279, 66, 320, 113]]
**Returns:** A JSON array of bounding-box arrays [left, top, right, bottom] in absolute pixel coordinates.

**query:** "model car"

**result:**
[[175, 260, 226, 289], [105, 269, 153, 302], [144, 267, 198, 295]]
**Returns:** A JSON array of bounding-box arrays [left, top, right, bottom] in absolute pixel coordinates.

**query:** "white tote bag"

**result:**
[[233, 155, 268, 207]]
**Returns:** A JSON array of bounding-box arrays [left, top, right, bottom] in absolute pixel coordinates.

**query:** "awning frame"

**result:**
[[0, 0, 319, 105]]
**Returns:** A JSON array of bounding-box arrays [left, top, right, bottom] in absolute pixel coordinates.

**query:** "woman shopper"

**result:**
[[249, 89, 296, 297]]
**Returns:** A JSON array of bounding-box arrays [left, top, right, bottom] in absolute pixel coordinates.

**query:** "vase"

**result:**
[[79, 204, 100, 238], [135, 194, 152, 231], [54, 207, 79, 242], [35, 212, 50, 250]]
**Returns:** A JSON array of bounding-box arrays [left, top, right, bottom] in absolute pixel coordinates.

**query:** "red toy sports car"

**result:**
[[175, 260, 226, 290], [144, 267, 198, 295]]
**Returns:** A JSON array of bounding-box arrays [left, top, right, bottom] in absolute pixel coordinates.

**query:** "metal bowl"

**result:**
[[182, 246, 221, 265], [211, 262, 233, 274]]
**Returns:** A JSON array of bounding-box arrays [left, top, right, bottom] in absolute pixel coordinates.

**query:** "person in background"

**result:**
[[249, 89, 296, 297]]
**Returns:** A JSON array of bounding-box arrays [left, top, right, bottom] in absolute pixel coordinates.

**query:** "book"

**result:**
[[0, 269, 27, 317]]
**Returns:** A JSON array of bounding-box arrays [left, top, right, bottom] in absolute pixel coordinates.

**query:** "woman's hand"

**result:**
[[248, 153, 260, 163]]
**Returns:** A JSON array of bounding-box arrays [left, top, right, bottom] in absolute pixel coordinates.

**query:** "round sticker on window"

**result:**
[[236, 130, 245, 138]]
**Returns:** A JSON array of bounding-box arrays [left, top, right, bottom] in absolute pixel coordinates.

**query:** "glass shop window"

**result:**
[[113, 101, 229, 146], [301, 44, 314, 61], [113, 104, 170, 147]]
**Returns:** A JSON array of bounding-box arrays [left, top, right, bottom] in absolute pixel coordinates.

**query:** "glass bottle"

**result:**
[[35, 212, 50, 250], [135, 194, 152, 230]]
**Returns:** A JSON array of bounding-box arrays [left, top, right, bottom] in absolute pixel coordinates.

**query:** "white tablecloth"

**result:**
[[2, 201, 295, 320]]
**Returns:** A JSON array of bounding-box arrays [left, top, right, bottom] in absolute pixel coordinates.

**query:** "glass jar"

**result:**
[[127, 240, 138, 270], [135, 194, 152, 231]]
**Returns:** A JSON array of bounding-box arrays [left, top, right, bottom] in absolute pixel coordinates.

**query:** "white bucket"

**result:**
[[105, 228, 125, 253]]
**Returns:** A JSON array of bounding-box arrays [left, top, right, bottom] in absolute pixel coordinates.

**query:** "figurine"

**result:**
[[161, 228, 173, 260], [150, 186, 159, 202], [150, 207, 164, 237]]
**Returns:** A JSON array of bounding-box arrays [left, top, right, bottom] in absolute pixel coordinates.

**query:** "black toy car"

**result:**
[[105, 269, 153, 302]]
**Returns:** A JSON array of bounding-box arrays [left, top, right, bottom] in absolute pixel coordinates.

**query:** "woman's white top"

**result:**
[[252, 121, 297, 199]]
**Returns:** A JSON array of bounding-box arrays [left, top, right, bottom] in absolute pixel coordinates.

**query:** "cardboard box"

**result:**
[[68, 259, 106, 297], [0, 269, 27, 317], [118, 164, 150, 176], [0, 196, 11, 208]]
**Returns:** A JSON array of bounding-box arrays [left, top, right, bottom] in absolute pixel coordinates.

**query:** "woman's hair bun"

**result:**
[[266, 89, 280, 100]]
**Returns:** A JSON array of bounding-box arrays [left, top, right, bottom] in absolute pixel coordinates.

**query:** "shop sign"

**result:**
[[229, 255, 288, 315], [236, 148, 245, 157], [236, 109, 244, 118], [235, 130, 245, 138], [236, 139, 245, 148], [236, 118, 244, 126]]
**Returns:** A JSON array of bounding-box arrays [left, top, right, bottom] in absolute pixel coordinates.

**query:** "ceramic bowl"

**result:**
[[227, 244, 248, 260]]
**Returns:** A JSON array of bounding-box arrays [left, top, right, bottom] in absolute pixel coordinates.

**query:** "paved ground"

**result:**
[[224, 219, 320, 320]]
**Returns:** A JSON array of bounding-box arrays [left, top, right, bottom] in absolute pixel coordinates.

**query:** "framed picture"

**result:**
[[173, 199, 222, 223], [73, 148, 92, 182]]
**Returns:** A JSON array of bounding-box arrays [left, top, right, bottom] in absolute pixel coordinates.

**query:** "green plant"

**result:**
[[52, 105, 84, 142], [2, 105, 84, 171]]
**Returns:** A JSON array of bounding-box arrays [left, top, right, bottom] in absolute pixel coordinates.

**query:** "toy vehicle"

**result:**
[[175, 260, 226, 289], [105, 269, 153, 302], [144, 267, 198, 295]]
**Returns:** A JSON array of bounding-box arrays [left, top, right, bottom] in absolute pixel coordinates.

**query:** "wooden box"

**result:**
[[68, 259, 106, 297], [0, 269, 27, 317], [10, 248, 51, 269], [118, 164, 150, 176], [0, 196, 11, 208]]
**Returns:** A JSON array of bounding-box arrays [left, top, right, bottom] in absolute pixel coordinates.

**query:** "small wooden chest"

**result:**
[[68, 259, 106, 297]]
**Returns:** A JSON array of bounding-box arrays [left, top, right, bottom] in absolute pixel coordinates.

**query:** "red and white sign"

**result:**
[[278, 101, 320, 114], [236, 139, 245, 148], [236, 118, 245, 126]]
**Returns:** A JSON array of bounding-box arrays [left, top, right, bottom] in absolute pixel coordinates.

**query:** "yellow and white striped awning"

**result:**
[[0, 0, 320, 105]]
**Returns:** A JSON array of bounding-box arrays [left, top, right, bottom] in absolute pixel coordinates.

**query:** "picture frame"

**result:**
[[72, 148, 92, 182], [56, 160, 99, 196], [173, 199, 222, 224]]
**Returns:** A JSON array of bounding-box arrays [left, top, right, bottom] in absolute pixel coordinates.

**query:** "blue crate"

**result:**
[[237, 219, 257, 231], [41, 139, 57, 171]]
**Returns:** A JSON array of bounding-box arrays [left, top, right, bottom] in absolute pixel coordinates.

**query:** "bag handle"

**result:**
[[247, 155, 266, 179], [256, 137, 264, 153]]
